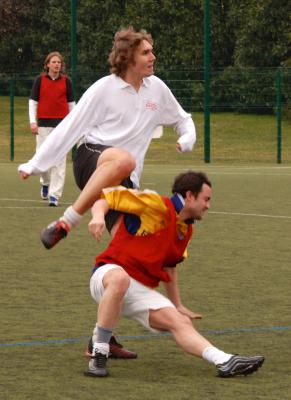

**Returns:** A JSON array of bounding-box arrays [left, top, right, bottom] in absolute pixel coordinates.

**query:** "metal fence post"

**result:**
[[71, 0, 77, 159], [204, 0, 211, 163], [276, 68, 282, 164], [9, 76, 15, 161], [70, 0, 77, 93]]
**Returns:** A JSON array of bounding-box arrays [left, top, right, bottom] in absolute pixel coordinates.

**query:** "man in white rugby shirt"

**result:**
[[19, 26, 196, 249]]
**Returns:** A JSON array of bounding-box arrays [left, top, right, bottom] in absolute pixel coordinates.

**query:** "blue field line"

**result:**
[[1, 325, 290, 349]]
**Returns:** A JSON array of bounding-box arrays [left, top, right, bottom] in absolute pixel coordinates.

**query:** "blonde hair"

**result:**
[[108, 27, 153, 77], [44, 51, 65, 73]]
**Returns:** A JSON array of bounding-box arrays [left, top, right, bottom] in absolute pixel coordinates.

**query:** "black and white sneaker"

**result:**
[[40, 220, 70, 249], [217, 355, 265, 378], [85, 343, 109, 377]]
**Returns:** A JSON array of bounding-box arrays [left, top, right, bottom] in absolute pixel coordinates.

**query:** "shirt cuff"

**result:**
[[18, 162, 37, 176], [177, 140, 194, 152]]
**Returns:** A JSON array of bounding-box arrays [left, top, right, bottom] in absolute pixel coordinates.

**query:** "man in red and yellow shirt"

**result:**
[[85, 171, 264, 378]]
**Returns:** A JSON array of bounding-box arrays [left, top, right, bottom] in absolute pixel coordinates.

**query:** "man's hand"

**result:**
[[30, 122, 38, 135], [19, 171, 30, 180], [88, 215, 106, 241], [176, 142, 182, 152], [177, 304, 202, 320]]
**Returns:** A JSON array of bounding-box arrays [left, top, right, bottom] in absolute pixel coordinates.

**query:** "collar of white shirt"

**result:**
[[115, 74, 151, 89]]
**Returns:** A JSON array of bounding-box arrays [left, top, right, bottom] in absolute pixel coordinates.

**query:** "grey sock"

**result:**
[[96, 326, 113, 344]]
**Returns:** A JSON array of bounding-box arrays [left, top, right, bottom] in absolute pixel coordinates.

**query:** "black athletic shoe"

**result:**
[[217, 355, 265, 378], [40, 220, 70, 249], [85, 350, 108, 377]]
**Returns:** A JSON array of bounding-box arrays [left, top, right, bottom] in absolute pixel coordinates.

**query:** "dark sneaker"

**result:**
[[40, 220, 70, 249], [217, 355, 265, 378], [109, 335, 138, 359], [85, 351, 108, 378], [41, 185, 49, 200], [49, 196, 58, 207], [85, 336, 138, 359]]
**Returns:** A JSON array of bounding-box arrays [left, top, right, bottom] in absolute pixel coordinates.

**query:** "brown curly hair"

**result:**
[[108, 27, 153, 78]]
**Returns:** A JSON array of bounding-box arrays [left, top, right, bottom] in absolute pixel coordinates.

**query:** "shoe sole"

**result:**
[[40, 222, 68, 250], [40, 230, 53, 249], [84, 371, 109, 378], [108, 351, 138, 359], [219, 358, 264, 378], [84, 349, 137, 359]]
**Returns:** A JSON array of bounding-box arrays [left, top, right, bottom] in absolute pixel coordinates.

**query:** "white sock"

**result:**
[[202, 346, 233, 365], [61, 206, 82, 228], [93, 342, 109, 356]]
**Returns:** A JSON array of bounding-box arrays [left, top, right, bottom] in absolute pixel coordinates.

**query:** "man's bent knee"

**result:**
[[103, 268, 130, 295], [115, 151, 136, 176], [98, 148, 136, 172]]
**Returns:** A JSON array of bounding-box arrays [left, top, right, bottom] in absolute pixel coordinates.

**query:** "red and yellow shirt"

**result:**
[[95, 187, 194, 288]]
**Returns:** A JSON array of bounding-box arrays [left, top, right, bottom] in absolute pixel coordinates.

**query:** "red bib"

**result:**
[[95, 197, 192, 288], [37, 74, 69, 119]]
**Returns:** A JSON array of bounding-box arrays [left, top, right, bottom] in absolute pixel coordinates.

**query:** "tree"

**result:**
[[0, 0, 290, 90], [0, 0, 33, 73], [232, 0, 291, 67]]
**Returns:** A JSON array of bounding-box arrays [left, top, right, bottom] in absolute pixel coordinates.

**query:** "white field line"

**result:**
[[0, 198, 72, 205], [2, 162, 291, 169], [209, 211, 291, 219], [144, 169, 291, 177], [0, 198, 71, 208], [0, 197, 290, 220], [1, 206, 57, 209], [144, 165, 291, 176], [144, 164, 291, 170]]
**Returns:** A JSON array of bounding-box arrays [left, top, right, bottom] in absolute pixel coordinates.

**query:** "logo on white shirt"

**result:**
[[145, 100, 158, 111]]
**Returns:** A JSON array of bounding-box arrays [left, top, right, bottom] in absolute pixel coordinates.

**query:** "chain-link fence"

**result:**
[[0, 67, 290, 163]]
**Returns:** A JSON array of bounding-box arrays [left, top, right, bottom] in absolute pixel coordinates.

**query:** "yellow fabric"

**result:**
[[101, 186, 192, 259], [101, 186, 169, 236]]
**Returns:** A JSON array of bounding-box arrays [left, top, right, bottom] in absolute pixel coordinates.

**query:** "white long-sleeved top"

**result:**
[[28, 99, 76, 124], [19, 74, 196, 187]]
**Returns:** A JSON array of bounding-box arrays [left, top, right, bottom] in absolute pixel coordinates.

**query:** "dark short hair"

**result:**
[[172, 171, 211, 198], [108, 26, 153, 77]]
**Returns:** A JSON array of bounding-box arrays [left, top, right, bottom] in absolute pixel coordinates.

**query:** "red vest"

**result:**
[[95, 197, 193, 288], [37, 74, 69, 119]]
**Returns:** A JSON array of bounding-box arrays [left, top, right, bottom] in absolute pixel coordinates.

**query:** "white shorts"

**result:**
[[90, 264, 175, 333]]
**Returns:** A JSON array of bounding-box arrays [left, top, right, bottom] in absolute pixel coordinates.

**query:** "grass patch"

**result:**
[[0, 163, 290, 399], [0, 96, 291, 163]]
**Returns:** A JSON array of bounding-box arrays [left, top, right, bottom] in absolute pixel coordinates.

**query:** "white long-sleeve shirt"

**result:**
[[19, 74, 196, 187], [28, 99, 76, 124]]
